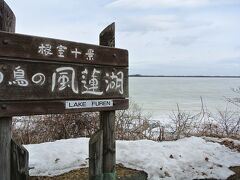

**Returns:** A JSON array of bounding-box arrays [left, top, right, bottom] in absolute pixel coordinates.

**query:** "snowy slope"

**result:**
[[25, 137, 240, 180]]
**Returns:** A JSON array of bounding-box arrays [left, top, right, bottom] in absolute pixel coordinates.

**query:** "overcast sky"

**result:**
[[5, 0, 240, 76]]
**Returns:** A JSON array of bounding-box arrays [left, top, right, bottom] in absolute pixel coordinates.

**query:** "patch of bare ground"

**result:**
[[30, 165, 148, 180], [227, 166, 240, 180], [29, 164, 240, 180], [221, 140, 240, 152]]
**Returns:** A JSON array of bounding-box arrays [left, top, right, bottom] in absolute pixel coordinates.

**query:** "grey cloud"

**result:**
[[118, 15, 212, 33], [107, 0, 240, 9], [235, 45, 240, 51], [119, 15, 178, 33], [107, 0, 207, 9], [218, 57, 240, 65], [166, 36, 199, 46]]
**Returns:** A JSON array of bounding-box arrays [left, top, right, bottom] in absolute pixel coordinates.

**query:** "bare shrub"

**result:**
[[168, 104, 196, 140], [115, 101, 154, 140], [12, 116, 42, 145], [167, 97, 240, 140], [198, 118, 220, 138], [13, 101, 157, 144], [214, 107, 240, 138], [13, 112, 99, 145], [167, 97, 222, 140], [193, 103, 221, 138], [226, 87, 240, 108], [13, 96, 240, 145]]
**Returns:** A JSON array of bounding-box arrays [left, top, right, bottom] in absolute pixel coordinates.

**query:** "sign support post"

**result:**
[[0, 117, 12, 180], [100, 23, 116, 180], [89, 130, 103, 180], [0, 1, 15, 180]]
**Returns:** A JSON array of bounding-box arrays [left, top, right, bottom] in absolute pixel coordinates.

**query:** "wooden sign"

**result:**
[[0, 60, 128, 100], [0, 31, 129, 116], [0, 32, 128, 66]]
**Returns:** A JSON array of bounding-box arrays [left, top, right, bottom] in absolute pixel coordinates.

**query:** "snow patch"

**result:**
[[24, 136, 240, 180]]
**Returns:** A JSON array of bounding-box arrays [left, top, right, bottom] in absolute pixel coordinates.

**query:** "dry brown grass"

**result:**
[[30, 165, 148, 180]]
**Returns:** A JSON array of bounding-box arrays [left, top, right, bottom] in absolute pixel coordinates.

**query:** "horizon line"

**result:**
[[129, 74, 240, 78]]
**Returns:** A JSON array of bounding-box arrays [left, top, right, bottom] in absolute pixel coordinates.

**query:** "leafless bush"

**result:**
[[116, 101, 167, 141], [192, 102, 220, 138], [12, 116, 41, 145], [13, 96, 240, 145], [167, 97, 240, 140], [167, 97, 209, 140], [197, 117, 220, 138], [13, 101, 158, 144], [13, 112, 99, 145], [226, 87, 240, 108], [115, 101, 155, 140], [169, 104, 194, 139], [214, 107, 240, 138]]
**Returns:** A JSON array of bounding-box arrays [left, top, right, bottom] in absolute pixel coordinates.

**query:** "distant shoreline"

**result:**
[[129, 75, 240, 78]]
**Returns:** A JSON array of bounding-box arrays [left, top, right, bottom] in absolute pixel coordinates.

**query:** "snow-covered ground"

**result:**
[[25, 137, 240, 180]]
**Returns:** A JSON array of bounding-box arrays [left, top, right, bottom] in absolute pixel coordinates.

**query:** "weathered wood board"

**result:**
[[0, 59, 128, 100], [89, 130, 103, 180], [0, 99, 128, 117], [0, 1, 16, 33], [0, 30, 129, 116], [0, 31, 128, 66], [0, 118, 11, 179], [99, 23, 116, 180], [11, 140, 29, 180], [0, 1, 16, 180]]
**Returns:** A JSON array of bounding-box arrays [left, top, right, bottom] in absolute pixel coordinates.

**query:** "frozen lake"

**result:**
[[129, 77, 240, 120]]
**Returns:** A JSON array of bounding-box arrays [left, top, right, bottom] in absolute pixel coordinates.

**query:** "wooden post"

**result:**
[[0, 118, 12, 180], [99, 23, 116, 180], [100, 111, 116, 179], [11, 140, 29, 180], [0, 1, 15, 180], [0, 0, 16, 33], [89, 130, 103, 180]]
